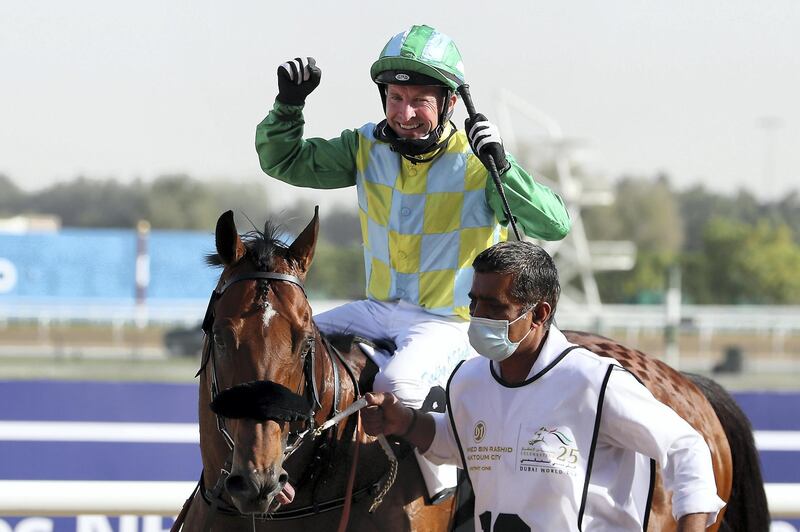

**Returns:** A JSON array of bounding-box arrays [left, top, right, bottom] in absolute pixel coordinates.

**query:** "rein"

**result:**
[[173, 270, 397, 531]]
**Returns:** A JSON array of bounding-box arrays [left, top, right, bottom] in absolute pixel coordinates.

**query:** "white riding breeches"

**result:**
[[314, 298, 475, 408]]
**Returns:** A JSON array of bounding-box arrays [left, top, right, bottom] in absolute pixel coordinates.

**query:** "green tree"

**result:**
[[771, 192, 800, 245], [584, 176, 682, 251], [143, 175, 271, 230], [273, 203, 364, 300], [30, 177, 148, 227], [145, 175, 220, 229], [596, 251, 675, 303], [210, 179, 271, 232], [586, 175, 683, 302], [678, 186, 762, 252], [0, 174, 24, 215], [272, 199, 319, 238], [684, 218, 800, 303], [614, 175, 683, 253], [321, 206, 361, 247], [305, 242, 365, 300]]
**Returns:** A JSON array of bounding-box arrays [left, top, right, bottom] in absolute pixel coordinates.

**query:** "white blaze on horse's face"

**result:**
[[262, 301, 278, 327]]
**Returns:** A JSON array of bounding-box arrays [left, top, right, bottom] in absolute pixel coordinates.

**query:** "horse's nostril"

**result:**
[[225, 474, 249, 496]]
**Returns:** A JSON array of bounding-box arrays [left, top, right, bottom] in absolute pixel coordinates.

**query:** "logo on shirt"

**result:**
[[518, 425, 580, 476], [529, 427, 574, 446], [473, 420, 486, 443]]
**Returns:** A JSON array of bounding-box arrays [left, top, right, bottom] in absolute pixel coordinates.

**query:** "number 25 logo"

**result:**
[[557, 446, 579, 463]]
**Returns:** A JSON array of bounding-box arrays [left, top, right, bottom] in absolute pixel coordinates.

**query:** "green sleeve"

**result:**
[[255, 100, 359, 189], [485, 153, 571, 241]]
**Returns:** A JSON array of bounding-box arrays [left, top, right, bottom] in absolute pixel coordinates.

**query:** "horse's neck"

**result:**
[[316, 331, 379, 395]]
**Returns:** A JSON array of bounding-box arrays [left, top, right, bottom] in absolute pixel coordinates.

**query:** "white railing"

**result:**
[[0, 480, 796, 518], [557, 304, 800, 334], [0, 480, 193, 515], [2, 299, 800, 331], [0, 298, 351, 327], [768, 484, 800, 518]]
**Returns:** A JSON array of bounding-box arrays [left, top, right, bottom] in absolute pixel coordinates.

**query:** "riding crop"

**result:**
[[457, 84, 522, 241]]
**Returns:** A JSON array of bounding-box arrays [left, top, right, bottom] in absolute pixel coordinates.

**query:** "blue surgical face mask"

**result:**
[[468, 307, 534, 362]]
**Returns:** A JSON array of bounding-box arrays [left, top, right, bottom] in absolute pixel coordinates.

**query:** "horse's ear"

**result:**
[[216, 210, 246, 266], [288, 206, 319, 275]]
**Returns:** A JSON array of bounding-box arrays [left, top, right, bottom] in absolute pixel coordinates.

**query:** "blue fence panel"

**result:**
[[0, 229, 218, 300]]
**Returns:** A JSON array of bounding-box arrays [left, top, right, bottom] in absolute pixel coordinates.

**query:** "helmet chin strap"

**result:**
[[374, 120, 456, 162]]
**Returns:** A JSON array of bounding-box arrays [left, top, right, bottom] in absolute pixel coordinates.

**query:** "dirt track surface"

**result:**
[[0, 324, 797, 389]]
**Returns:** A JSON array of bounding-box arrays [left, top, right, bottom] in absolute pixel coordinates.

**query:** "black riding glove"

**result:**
[[465, 113, 510, 174], [276, 57, 322, 106]]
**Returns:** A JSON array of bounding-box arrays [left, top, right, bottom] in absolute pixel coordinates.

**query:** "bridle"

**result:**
[[198, 271, 325, 457], [172, 267, 396, 532]]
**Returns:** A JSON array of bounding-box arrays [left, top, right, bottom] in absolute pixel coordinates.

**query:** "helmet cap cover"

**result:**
[[370, 25, 465, 91]]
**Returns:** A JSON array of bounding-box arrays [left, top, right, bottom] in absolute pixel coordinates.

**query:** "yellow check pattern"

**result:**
[[364, 182, 392, 226], [423, 193, 463, 234], [355, 124, 505, 319]]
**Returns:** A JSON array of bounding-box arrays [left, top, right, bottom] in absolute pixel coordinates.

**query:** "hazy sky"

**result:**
[[2, 0, 798, 208]]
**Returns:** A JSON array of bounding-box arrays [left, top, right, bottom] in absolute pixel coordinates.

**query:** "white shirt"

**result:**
[[425, 326, 726, 530]]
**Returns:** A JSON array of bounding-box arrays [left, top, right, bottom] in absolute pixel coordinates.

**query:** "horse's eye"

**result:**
[[213, 333, 225, 350]]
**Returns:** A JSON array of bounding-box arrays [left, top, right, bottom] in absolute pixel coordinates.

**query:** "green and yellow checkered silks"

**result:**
[[370, 25, 465, 91], [355, 124, 507, 320]]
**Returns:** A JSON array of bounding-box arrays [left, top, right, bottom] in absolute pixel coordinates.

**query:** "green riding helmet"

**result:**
[[370, 24, 466, 91], [370, 25, 465, 157]]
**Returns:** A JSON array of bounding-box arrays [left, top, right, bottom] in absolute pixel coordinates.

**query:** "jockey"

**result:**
[[255, 24, 571, 501]]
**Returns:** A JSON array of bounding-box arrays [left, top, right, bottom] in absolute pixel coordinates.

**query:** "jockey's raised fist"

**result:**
[[277, 57, 322, 106]]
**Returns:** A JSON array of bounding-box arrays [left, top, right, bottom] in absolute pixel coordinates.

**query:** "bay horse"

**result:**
[[175, 209, 454, 531], [174, 209, 768, 532]]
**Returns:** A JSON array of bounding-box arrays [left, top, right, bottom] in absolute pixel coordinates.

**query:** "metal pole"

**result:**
[[664, 265, 682, 369], [135, 220, 151, 333]]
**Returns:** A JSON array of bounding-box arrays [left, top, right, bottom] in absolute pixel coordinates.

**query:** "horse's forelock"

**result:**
[[241, 220, 289, 273]]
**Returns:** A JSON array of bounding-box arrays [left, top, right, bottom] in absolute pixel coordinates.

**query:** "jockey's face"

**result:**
[[385, 84, 456, 139]]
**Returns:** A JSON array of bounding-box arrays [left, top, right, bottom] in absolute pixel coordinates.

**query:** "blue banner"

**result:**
[[0, 229, 219, 300]]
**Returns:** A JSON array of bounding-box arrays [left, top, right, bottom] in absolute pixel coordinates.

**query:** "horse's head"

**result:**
[[200, 209, 319, 514]]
